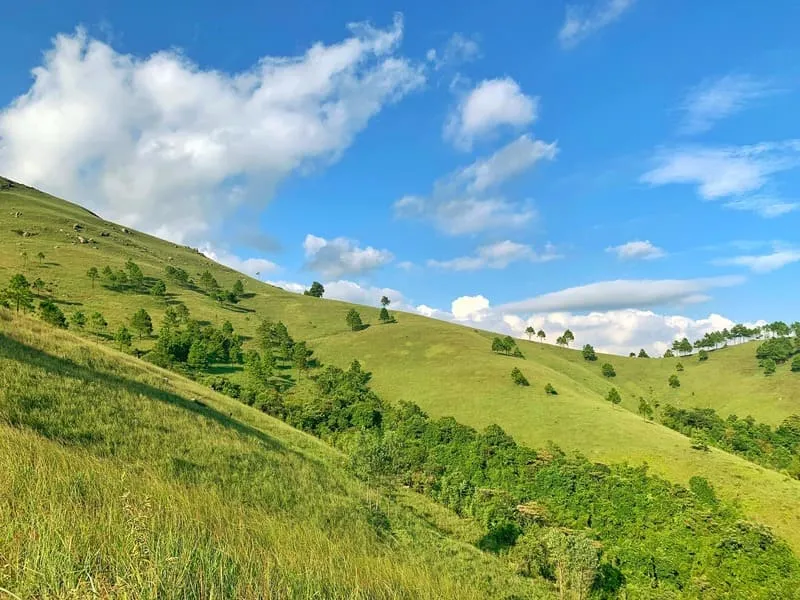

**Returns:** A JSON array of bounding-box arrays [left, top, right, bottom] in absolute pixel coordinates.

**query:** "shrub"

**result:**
[[544, 383, 557, 395], [676, 362, 684, 372], [70, 311, 86, 329], [668, 374, 680, 388], [39, 299, 68, 328], [511, 367, 529, 387], [698, 350, 709, 362], [346, 309, 363, 331], [601, 363, 616, 378], [582, 344, 597, 361], [763, 358, 776, 376], [792, 355, 800, 372], [606, 387, 621, 406], [756, 337, 794, 363]]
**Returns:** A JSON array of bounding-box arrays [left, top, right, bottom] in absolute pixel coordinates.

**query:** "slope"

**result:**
[[0, 310, 551, 599], [2, 177, 799, 554]]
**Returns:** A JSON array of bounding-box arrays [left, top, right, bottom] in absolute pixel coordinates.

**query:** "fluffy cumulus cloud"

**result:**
[[428, 240, 562, 271], [444, 78, 537, 149], [200, 244, 280, 277], [394, 134, 556, 235], [606, 240, 665, 260], [497, 277, 744, 313], [0, 17, 424, 244], [641, 141, 800, 217], [679, 74, 777, 135], [713, 248, 800, 273], [303, 234, 393, 277], [558, 0, 637, 48]]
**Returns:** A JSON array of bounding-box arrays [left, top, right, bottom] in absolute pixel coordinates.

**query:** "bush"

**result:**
[[668, 374, 680, 388], [601, 363, 616, 378], [763, 358, 776, 376], [511, 367, 529, 387], [792, 355, 800, 372], [756, 337, 795, 363], [582, 344, 597, 361], [39, 299, 68, 328], [698, 350, 709, 362], [606, 387, 621, 405], [544, 383, 557, 395], [676, 362, 684, 372]]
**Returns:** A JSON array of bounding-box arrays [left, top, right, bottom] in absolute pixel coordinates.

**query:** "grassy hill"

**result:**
[[2, 176, 800, 556], [0, 311, 551, 599]]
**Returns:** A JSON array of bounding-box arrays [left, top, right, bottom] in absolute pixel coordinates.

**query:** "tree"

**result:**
[[601, 363, 616, 378], [556, 335, 566, 347], [70, 311, 86, 329], [638, 397, 654, 419], [36, 251, 45, 265], [676, 362, 684, 372], [544, 383, 557, 395], [629, 352, 636, 358], [32, 278, 46, 296], [791, 355, 800, 372], [199, 270, 219, 292], [304, 281, 325, 298], [85, 266, 99, 289], [541, 529, 599, 600], [346, 308, 363, 331], [638, 348, 650, 358], [39, 299, 68, 328], [130, 308, 153, 339], [150, 279, 166, 299], [125, 259, 144, 291], [663, 349, 675, 358], [232, 279, 245, 298], [606, 387, 622, 406], [511, 367, 529, 386], [698, 350, 709, 362], [379, 306, 392, 323], [525, 326, 535, 341], [763, 358, 777, 376], [669, 374, 681, 388], [4, 274, 33, 312], [89, 312, 107, 332], [492, 337, 505, 354], [380, 295, 391, 307], [292, 341, 314, 372], [115, 325, 132, 350], [537, 329, 546, 343], [187, 340, 210, 370], [582, 344, 597, 361], [562, 329, 575, 347]]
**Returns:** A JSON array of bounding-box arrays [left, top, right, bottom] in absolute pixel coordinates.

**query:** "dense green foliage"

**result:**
[[39, 299, 68, 329], [661, 407, 800, 478], [601, 363, 615, 378], [582, 344, 597, 361], [346, 308, 363, 331], [304, 281, 325, 297], [229, 356, 800, 598]]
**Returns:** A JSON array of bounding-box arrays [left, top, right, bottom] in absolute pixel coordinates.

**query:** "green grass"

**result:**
[[0, 311, 550, 599], [2, 176, 800, 556]]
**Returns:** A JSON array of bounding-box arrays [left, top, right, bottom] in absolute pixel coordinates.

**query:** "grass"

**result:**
[[2, 176, 800, 555], [0, 311, 550, 599]]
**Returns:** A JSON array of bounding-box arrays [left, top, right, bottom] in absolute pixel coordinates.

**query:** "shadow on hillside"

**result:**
[[0, 333, 293, 455]]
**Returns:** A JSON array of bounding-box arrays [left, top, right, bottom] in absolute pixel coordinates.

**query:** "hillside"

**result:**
[[0, 311, 552, 599], [2, 176, 800, 556]]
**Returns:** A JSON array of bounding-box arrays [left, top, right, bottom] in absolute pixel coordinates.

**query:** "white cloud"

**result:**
[[426, 33, 480, 70], [723, 196, 799, 218], [0, 18, 424, 244], [606, 240, 665, 260], [497, 276, 745, 313], [394, 134, 555, 235], [303, 234, 393, 277], [641, 141, 800, 217], [559, 0, 636, 48], [428, 240, 562, 271], [713, 249, 800, 273], [444, 78, 537, 149], [265, 277, 758, 356], [679, 74, 776, 135], [200, 244, 280, 277]]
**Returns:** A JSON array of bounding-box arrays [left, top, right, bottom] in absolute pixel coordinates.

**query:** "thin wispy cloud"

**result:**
[[713, 248, 800, 273], [606, 240, 666, 260], [428, 240, 562, 271], [679, 74, 777, 134], [558, 0, 637, 48]]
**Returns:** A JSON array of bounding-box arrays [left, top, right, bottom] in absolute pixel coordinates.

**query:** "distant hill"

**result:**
[[2, 177, 799, 559]]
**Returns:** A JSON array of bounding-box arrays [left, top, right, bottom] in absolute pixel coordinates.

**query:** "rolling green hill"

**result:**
[[2, 174, 800, 559], [0, 311, 551, 599]]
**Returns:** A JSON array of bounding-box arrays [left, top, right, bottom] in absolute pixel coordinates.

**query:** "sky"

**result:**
[[1, 0, 798, 355]]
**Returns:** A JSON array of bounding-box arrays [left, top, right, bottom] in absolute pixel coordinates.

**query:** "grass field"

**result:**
[[2, 176, 800, 555], [0, 311, 551, 599]]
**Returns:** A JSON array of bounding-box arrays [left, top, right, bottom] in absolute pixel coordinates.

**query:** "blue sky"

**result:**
[[1, 0, 799, 354]]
